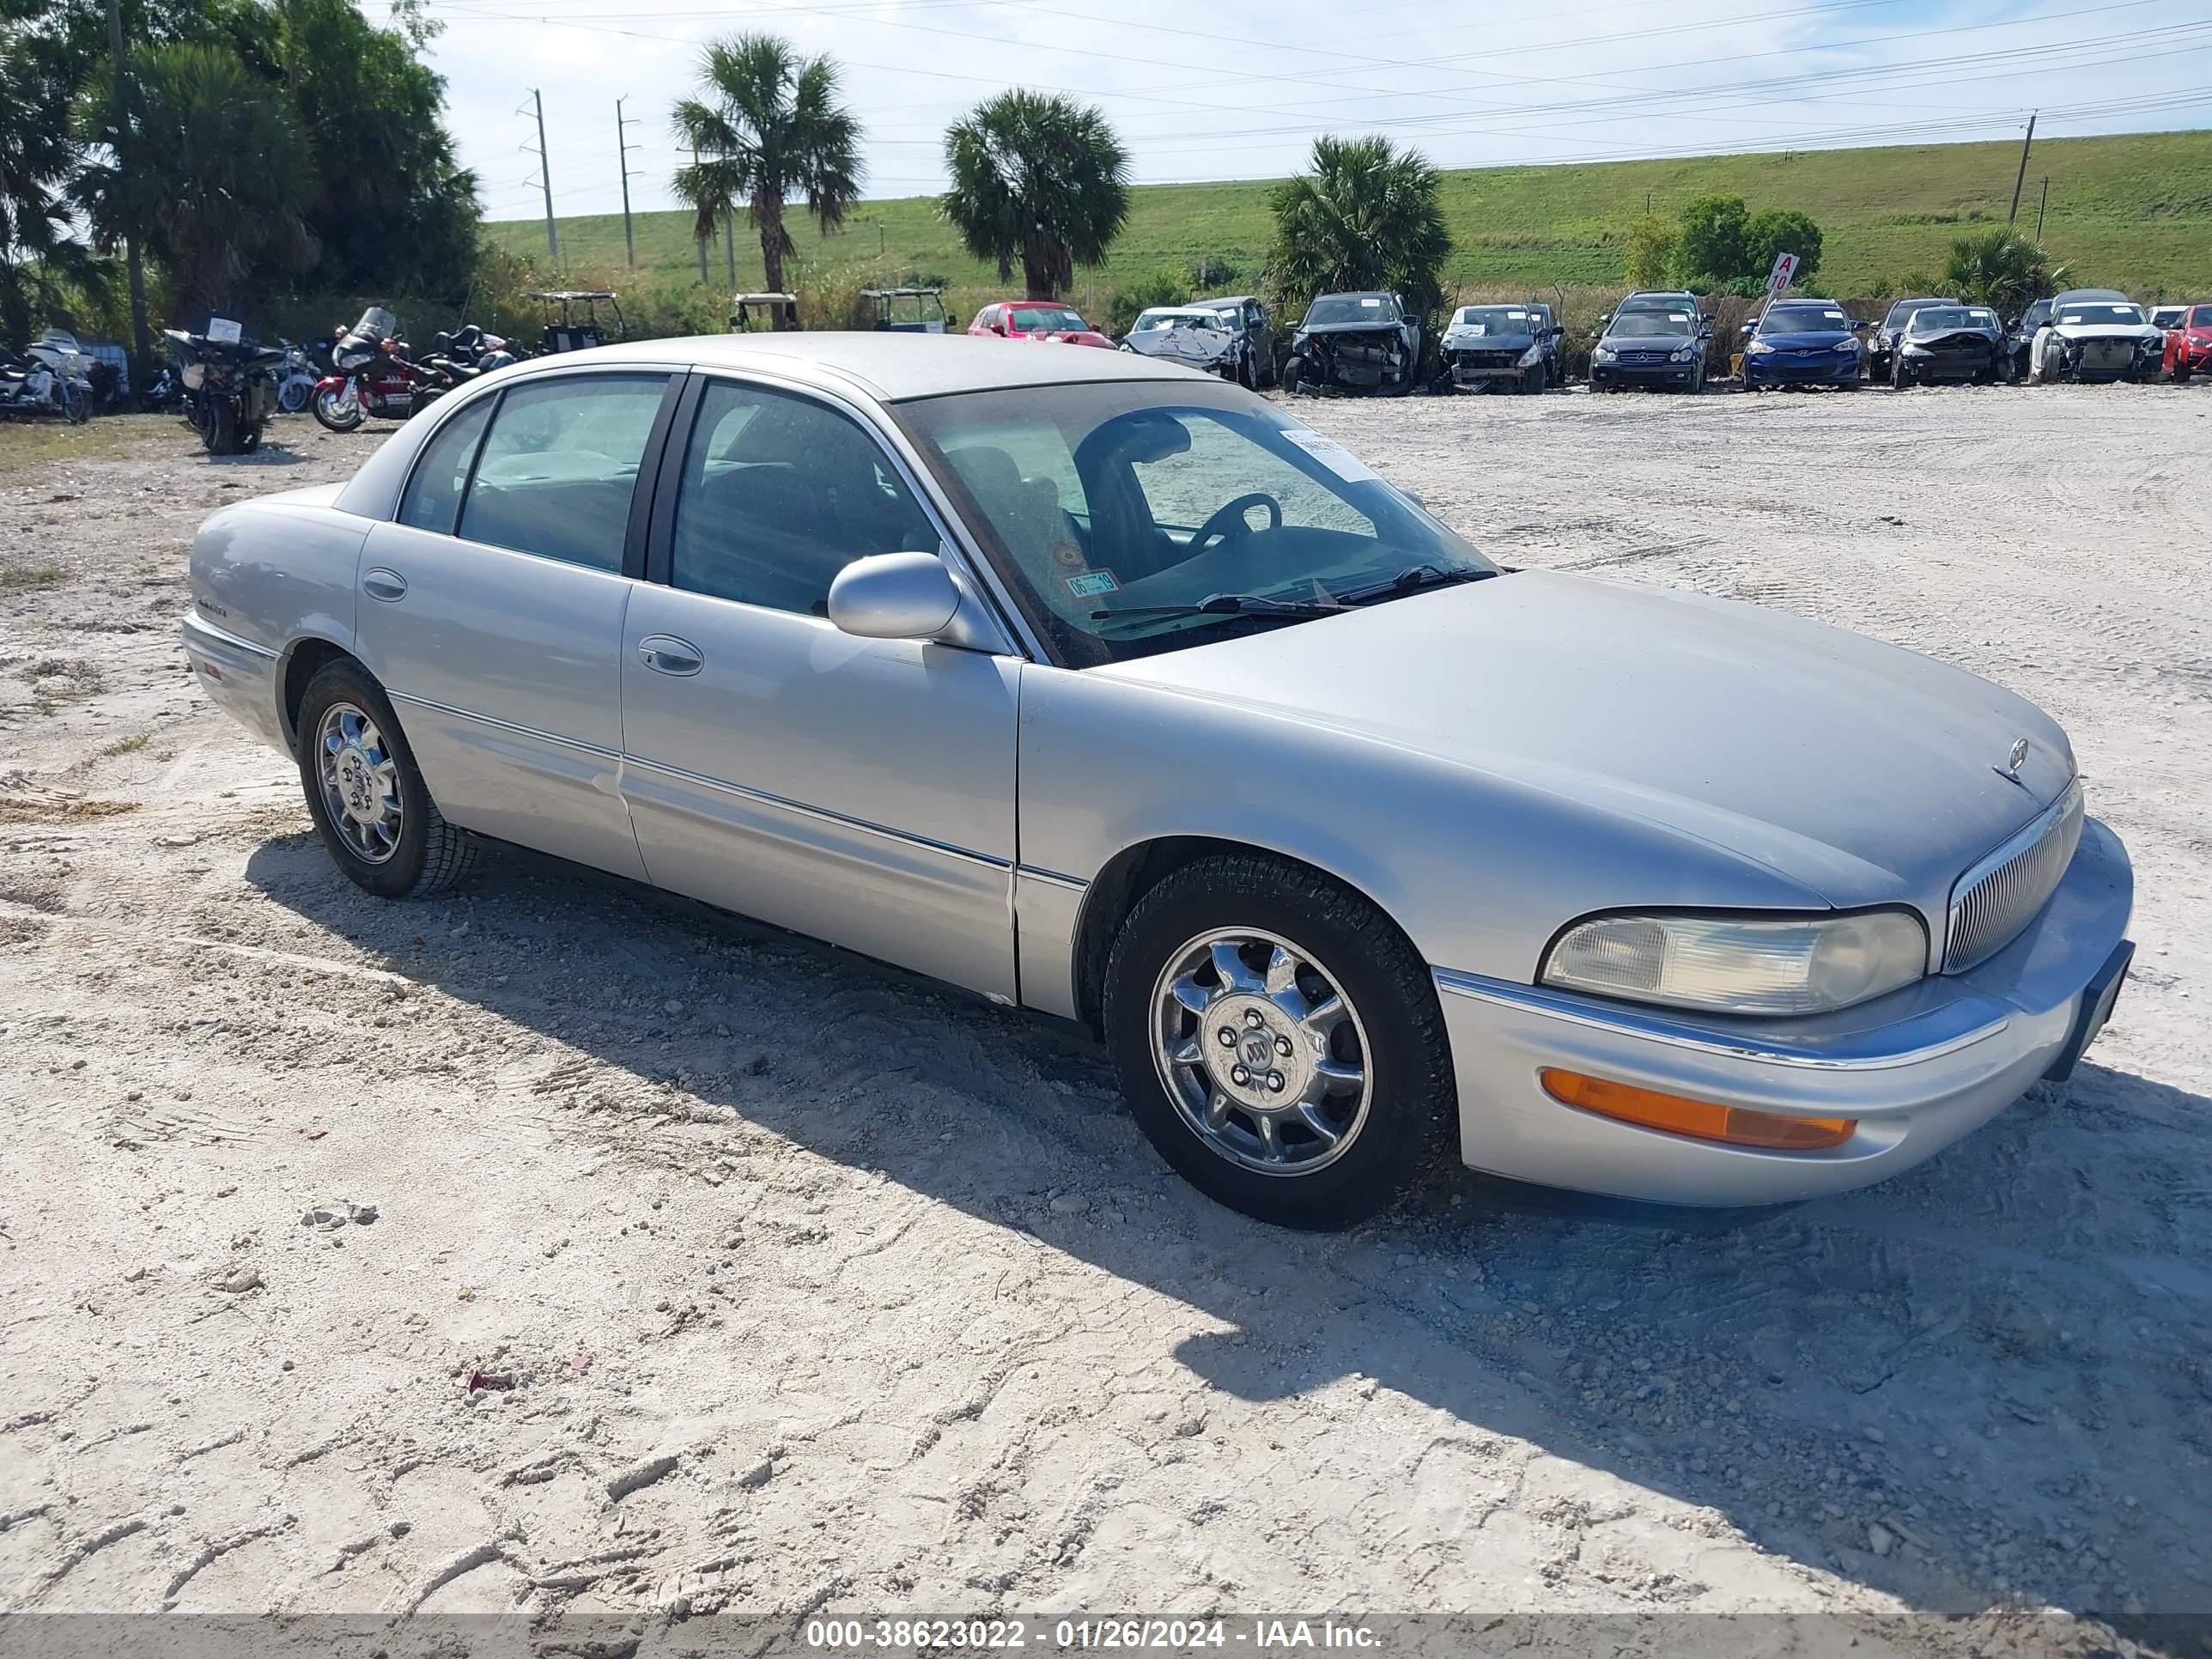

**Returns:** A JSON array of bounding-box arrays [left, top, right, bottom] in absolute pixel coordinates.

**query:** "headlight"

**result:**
[[1593, 344, 1617, 362], [1744, 341, 1774, 356], [1836, 339, 1861, 354], [1540, 908, 1928, 1016], [1519, 344, 1544, 367], [1669, 344, 1698, 362]]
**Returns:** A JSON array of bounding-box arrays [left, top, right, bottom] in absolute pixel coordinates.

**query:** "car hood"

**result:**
[[1014, 329, 1115, 349], [1906, 327, 1998, 349], [2045, 321, 2162, 343], [1757, 329, 1857, 349], [1094, 570, 2075, 911], [1124, 327, 1235, 362], [1298, 319, 1406, 337], [1443, 326, 1535, 350]]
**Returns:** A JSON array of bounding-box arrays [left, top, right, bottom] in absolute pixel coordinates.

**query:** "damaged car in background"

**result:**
[[1282, 292, 1422, 396], [1888, 303, 2004, 389], [1434, 305, 1549, 394], [1121, 307, 1263, 386], [2029, 291, 2166, 383]]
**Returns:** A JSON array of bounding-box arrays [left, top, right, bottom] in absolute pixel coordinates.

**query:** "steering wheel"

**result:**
[[1191, 492, 1282, 554]]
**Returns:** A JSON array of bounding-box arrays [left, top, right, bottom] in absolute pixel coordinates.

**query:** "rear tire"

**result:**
[[205, 399, 238, 454], [1103, 854, 1455, 1231], [295, 659, 479, 900]]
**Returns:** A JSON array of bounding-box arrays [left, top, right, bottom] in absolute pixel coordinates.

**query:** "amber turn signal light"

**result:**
[[1539, 1068, 1856, 1152]]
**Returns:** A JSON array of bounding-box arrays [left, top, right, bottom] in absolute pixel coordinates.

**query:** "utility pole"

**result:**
[[723, 211, 737, 291], [2008, 110, 2038, 223], [615, 97, 640, 268], [691, 148, 709, 286], [2033, 177, 2050, 243], [101, 0, 150, 390], [526, 88, 559, 265]]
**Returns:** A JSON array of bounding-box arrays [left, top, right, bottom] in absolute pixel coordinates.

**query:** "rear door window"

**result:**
[[457, 374, 671, 572]]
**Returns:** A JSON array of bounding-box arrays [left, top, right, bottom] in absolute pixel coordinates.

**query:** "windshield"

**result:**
[[1609, 311, 1695, 339], [2193, 307, 2212, 331], [2055, 304, 2145, 326], [1759, 305, 1851, 336], [1008, 307, 1089, 333], [1885, 300, 1947, 326], [1618, 295, 1691, 315], [1132, 311, 1224, 332], [1305, 295, 1399, 326], [1449, 307, 1531, 334], [1908, 307, 1992, 333], [896, 382, 1495, 666]]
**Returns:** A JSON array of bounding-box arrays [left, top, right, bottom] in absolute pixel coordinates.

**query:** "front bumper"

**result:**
[[1591, 361, 1698, 387], [1432, 817, 2132, 1206], [1745, 352, 1862, 386]]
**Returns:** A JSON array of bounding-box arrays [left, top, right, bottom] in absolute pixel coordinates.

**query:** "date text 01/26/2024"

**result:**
[[804, 1619, 1382, 1651]]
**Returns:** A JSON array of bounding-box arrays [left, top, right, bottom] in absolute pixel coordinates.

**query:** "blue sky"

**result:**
[[407, 0, 2212, 224]]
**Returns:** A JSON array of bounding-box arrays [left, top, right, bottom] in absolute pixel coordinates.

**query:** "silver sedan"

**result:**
[[182, 335, 2133, 1229]]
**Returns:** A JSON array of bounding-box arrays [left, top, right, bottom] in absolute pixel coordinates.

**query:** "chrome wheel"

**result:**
[[315, 702, 403, 864], [1150, 927, 1372, 1176]]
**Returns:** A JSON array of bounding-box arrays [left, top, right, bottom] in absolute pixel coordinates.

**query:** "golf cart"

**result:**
[[730, 293, 800, 333], [530, 290, 625, 355], [860, 288, 948, 333]]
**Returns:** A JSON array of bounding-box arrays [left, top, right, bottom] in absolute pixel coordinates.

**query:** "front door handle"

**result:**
[[637, 635, 702, 676], [362, 568, 408, 602]]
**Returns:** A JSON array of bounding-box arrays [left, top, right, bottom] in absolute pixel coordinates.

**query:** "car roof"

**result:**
[[519, 331, 1208, 403], [2052, 289, 2130, 304], [1192, 295, 1256, 307]]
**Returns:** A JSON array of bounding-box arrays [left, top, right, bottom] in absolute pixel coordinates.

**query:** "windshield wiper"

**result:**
[[1335, 564, 1499, 605], [1091, 591, 1347, 625]]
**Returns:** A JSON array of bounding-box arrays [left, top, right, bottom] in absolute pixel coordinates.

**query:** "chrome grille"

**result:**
[[1944, 781, 2084, 971]]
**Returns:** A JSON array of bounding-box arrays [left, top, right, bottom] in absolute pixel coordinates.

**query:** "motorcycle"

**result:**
[[0, 339, 94, 424], [162, 323, 283, 455], [313, 307, 446, 432]]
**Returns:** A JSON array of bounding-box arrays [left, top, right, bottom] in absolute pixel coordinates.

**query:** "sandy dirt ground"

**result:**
[[1, 384, 2209, 1656]]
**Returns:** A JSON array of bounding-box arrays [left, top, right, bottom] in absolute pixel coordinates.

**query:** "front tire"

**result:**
[[1103, 854, 1455, 1230], [295, 659, 479, 899], [313, 384, 364, 433]]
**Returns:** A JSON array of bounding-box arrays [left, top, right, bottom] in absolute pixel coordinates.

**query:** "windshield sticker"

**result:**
[[1668, 313, 1691, 323], [1358, 297, 1381, 307], [1066, 569, 1119, 599], [1281, 428, 1379, 483]]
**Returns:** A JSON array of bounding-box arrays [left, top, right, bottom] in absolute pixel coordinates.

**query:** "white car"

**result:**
[[2029, 290, 2166, 383]]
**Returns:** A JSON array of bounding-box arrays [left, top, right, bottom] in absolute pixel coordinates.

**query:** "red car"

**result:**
[[2162, 303, 2211, 381], [965, 301, 1115, 349]]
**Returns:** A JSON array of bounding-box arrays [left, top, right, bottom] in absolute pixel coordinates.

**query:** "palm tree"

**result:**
[[73, 44, 313, 319], [672, 33, 861, 320], [0, 26, 104, 344], [1942, 229, 2069, 317], [1266, 135, 1451, 314], [941, 92, 1128, 301]]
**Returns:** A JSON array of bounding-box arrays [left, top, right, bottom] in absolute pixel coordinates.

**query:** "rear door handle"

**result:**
[[362, 568, 408, 602], [637, 635, 702, 676]]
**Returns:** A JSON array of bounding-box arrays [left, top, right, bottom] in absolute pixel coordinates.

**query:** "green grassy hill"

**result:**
[[488, 130, 2212, 319]]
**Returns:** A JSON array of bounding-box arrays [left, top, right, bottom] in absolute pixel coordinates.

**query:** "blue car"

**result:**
[[1741, 301, 1866, 390]]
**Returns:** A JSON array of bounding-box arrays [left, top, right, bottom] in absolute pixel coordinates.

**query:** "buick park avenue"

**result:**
[[183, 336, 2133, 1229]]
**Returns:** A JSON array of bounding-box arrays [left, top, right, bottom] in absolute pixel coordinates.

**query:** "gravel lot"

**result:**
[[2, 384, 2209, 1655]]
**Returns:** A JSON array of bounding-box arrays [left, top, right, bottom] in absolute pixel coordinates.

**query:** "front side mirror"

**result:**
[[828, 551, 961, 641], [1740, 322, 1757, 336]]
